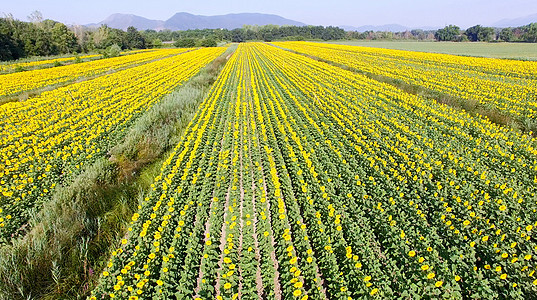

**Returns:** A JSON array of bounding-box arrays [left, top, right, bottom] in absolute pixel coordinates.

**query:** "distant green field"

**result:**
[[326, 40, 537, 60]]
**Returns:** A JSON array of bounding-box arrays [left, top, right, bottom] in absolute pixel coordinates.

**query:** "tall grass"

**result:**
[[0, 46, 235, 300]]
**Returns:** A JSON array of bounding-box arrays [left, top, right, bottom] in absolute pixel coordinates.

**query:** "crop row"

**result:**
[[0, 49, 156, 74], [90, 43, 537, 299], [273, 41, 537, 121], [0, 48, 188, 98], [0, 54, 101, 73], [0, 47, 226, 244]]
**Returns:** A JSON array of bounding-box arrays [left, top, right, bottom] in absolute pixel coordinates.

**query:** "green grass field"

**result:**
[[327, 40, 537, 60]]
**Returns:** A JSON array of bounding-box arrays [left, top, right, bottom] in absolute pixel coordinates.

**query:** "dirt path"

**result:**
[[213, 100, 235, 299], [253, 130, 282, 300], [244, 92, 266, 299], [213, 168, 233, 298], [237, 94, 246, 300], [193, 186, 217, 296]]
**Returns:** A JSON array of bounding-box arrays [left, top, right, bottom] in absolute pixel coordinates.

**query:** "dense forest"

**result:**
[[1, 11, 537, 61]]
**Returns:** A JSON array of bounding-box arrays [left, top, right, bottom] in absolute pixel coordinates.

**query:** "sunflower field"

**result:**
[[0, 47, 226, 244], [273, 41, 537, 122], [88, 43, 537, 299]]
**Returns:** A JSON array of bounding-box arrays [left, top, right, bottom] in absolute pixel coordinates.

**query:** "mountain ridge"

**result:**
[[491, 13, 537, 27], [87, 12, 537, 32], [87, 12, 305, 31]]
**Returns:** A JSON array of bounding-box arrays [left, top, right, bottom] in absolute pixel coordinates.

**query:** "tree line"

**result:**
[[1, 11, 537, 62], [346, 29, 436, 41], [145, 25, 346, 46], [345, 23, 537, 42], [0, 12, 347, 61], [434, 23, 537, 42], [0, 12, 148, 61]]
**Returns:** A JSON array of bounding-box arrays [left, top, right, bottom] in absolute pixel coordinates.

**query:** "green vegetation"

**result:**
[[0, 14, 78, 60], [0, 12, 149, 61], [174, 38, 197, 48], [101, 44, 122, 58], [327, 40, 537, 60], [0, 46, 234, 300], [90, 42, 537, 300], [146, 25, 346, 44], [432, 23, 537, 43], [465, 25, 495, 42], [434, 25, 462, 41], [174, 37, 218, 48], [0, 52, 94, 68], [345, 23, 537, 43], [280, 41, 537, 135], [200, 38, 217, 47]]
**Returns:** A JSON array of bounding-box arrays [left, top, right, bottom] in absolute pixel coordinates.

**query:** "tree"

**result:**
[[231, 29, 244, 43], [126, 26, 146, 49], [523, 23, 537, 42], [259, 27, 274, 42], [477, 26, 494, 42], [0, 31, 18, 60], [435, 25, 461, 41], [151, 38, 163, 48], [92, 25, 110, 49], [465, 25, 481, 41], [200, 38, 217, 47], [174, 38, 196, 48], [27, 10, 43, 24], [321, 26, 345, 40], [92, 25, 126, 49], [51, 22, 78, 53], [499, 28, 515, 42], [107, 28, 128, 49], [102, 44, 121, 58], [0, 18, 24, 61], [21, 24, 57, 56]]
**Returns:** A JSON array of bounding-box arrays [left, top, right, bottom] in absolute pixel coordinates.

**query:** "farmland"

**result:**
[[328, 41, 537, 61], [0, 47, 225, 245], [85, 43, 537, 299], [0, 39, 536, 300], [273, 41, 537, 128], [0, 50, 153, 74], [0, 48, 186, 98]]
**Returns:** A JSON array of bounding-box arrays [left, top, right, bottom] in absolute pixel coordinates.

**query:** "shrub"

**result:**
[[174, 38, 196, 48], [101, 44, 122, 58], [200, 38, 217, 47], [151, 38, 163, 48]]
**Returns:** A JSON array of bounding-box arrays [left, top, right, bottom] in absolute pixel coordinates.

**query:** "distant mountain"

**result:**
[[87, 13, 165, 31], [88, 12, 306, 31], [492, 13, 537, 27], [164, 12, 305, 30]]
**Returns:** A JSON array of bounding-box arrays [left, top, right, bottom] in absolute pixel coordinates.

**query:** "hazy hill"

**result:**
[[164, 12, 305, 30], [88, 12, 305, 31], [87, 13, 165, 30], [492, 13, 537, 27]]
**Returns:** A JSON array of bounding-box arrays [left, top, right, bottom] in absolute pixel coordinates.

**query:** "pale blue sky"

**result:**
[[2, 0, 536, 28]]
